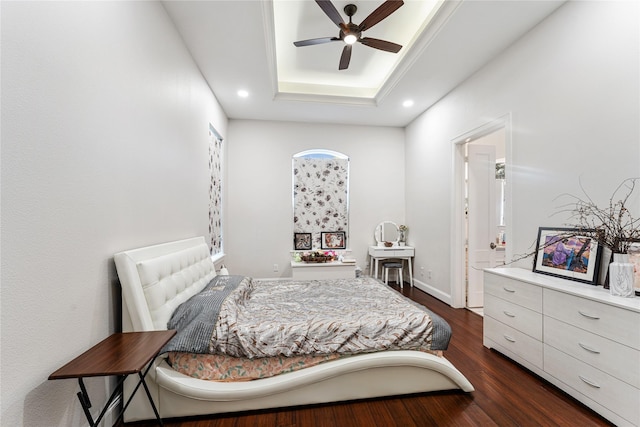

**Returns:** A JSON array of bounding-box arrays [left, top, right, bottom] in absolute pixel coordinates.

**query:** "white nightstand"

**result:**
[[291, 260, 356, 280]]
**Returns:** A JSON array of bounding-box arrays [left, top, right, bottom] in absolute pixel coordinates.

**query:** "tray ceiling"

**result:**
[[162, 0, 565, 127]]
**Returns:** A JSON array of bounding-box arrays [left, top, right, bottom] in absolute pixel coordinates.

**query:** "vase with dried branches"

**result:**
[[556, 177, 640, 292]]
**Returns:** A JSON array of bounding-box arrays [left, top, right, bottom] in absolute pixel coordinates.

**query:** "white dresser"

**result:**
[[484, 267, 640, 427]]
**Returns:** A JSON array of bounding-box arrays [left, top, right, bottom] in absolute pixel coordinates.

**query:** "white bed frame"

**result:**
[[114, 237, 474, 422]]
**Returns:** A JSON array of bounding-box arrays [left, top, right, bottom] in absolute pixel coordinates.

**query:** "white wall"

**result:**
[[1, 2, 227, 425], [225, 120, 405, 278], [405, 0, 639, 303]]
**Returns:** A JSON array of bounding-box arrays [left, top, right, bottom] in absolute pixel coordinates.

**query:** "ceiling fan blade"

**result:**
[[359, 37, 402, 53], [339, 45, 352, 70], [294, 37, 340, 47], [315, 0, 345, 28], [358, 0, 404, 32]]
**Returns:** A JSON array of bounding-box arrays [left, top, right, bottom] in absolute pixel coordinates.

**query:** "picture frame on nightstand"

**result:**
[[321, 231, 346, 250], [294, 233, 312, 250]]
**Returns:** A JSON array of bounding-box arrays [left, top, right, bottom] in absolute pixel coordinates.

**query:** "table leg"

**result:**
[[374, 259, 379, 280], [78, 375, 126, 427], [77, 378, 94, 426], [139, 371, 163, 425], [408, 258, 413, 286], [118, 358, 164, 426]]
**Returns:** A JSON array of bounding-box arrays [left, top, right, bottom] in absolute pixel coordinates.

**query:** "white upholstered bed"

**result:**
[[114, 237, 474, 422]]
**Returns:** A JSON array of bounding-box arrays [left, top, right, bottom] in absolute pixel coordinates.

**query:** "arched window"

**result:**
[[292, 150, 349, 250]]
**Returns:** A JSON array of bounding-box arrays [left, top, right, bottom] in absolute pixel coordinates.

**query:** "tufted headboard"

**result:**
[[114, 237, 217, 332]]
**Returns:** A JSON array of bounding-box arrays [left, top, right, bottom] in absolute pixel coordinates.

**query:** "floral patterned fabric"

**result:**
[[293, 157, 348, 248], [167, 352, 341, 382], [167, 350, 443, 382]]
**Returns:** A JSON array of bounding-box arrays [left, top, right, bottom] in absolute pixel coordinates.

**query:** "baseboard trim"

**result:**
[[412, 279, 452, 306]]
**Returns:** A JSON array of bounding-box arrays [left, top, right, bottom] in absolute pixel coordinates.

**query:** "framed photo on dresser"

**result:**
[[626, 241, 640, 295], [532, 227, 601, 285]]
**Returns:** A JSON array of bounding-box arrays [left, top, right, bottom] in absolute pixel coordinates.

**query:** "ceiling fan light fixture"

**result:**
[[344, 33, 357, 45], [292, 1, 404, 70]]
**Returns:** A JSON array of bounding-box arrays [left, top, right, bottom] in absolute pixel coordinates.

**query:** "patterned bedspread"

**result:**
[[164, 275, 450, 359]]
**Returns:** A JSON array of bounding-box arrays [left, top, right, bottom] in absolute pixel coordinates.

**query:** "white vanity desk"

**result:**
[[368, 245, 415, 285], [369, 221, 415, 285]]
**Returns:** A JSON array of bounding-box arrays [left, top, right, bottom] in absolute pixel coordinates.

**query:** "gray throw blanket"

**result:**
[[161, 275, 248, 354]]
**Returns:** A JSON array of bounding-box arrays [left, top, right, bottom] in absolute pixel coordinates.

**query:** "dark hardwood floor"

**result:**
[[121, 284, 613, 427]]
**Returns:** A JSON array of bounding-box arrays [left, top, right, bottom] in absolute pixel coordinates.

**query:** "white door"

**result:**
[[467, 144, 496, 308]]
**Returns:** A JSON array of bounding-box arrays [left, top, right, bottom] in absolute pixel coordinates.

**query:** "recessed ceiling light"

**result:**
[[237, 90, 249, 98], [402, 99, 414, 108]]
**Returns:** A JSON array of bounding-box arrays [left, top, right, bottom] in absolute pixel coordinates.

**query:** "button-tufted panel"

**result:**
[[136, 244, 216, 330]]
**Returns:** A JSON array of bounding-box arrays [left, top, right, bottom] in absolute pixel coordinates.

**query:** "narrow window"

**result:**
[[208, 124, 223, 255]]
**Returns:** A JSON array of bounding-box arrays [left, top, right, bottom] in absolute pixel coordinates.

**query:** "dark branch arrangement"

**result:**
[[500, 177, 640, 269], [555, 177, 640, 253]]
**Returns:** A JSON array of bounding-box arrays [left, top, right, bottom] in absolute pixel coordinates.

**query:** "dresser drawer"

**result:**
[[484, 316, 543, 368], [484, 272, 542, 312], [485, 294, 542, 340], [544, 289, 640, 350], [544, 316, 640, 388], [544, 345, 640, 426], [369, 247, 414, 257]]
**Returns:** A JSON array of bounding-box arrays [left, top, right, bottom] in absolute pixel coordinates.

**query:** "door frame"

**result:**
[[450, 114, 513, 308]]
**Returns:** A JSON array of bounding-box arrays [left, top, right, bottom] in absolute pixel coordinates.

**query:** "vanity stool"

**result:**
[[382, 261, 404, 288]]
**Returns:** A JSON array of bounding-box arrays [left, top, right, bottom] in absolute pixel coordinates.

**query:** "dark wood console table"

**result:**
[[49, 330, 176, 426]]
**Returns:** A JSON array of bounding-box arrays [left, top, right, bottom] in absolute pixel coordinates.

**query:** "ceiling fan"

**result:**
[[293, 0, 404, 70]]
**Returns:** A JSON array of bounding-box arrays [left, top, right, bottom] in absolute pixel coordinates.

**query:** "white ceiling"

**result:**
[[162, 0, 565, 127]]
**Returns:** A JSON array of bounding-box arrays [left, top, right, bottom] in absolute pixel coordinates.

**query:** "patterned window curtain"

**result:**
[[293, 155, 349, 249], [208, 124, 223, 255]]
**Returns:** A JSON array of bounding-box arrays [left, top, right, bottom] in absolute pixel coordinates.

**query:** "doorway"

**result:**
[[466, 131, 505, 311], [450, 115, 512, 309]]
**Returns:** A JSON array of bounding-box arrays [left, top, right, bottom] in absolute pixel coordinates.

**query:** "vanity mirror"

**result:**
[[374, 221, 399, 246]]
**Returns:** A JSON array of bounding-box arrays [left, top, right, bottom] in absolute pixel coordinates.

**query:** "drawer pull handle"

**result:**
[[578, 310, 600, 320], [503, 311, 516, 318], [578, 375, 601, 389], [503, 335, 516, 343], [503, 287, 516, 293], [578, 342, 601, 354]]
